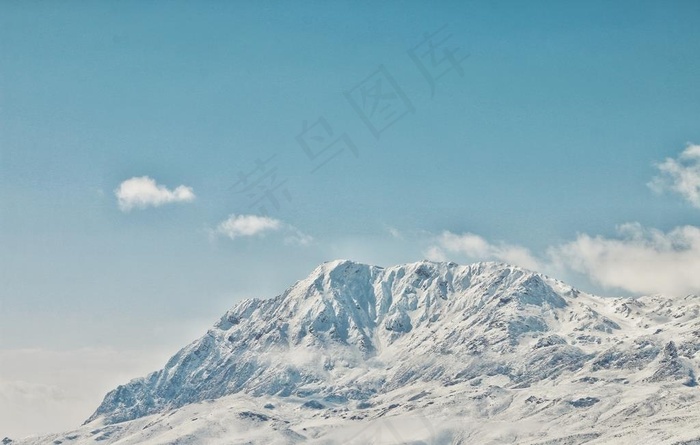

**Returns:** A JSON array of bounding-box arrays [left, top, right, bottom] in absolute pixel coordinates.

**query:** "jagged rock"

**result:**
[[646, 341, 697, 386]]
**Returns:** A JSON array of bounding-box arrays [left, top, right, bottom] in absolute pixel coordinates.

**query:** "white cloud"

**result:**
[[216, 214, 282, 239], [424, 245, 448, 262], [215, 214, 313, 245], [549, 223, 700, 296], [426, 231, 542, 271], [649, 143, 700, 208], [423, 224, 700, 296], [284, 228, 314, 246], [115, 176, 195, 211]]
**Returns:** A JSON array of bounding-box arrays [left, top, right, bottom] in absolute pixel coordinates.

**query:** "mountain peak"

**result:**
[[84, 260, 580, 425], [81, 259, 700, 443]]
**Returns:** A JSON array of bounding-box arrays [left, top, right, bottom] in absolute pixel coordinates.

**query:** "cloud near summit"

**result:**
[[425, 224, 700, 297], [549, 223, 700, 296], [426, 231, 542, 271]]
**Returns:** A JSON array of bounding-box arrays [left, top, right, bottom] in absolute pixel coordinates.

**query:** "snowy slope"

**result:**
[[10, 260, 700, 445]]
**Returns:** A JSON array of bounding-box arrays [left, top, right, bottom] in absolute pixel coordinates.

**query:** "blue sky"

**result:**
[[2, 0, 700, 437]]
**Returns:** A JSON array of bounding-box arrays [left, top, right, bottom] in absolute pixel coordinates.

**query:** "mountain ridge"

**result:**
[[13, 260, 700, 445], [87, 259, 582, 423]]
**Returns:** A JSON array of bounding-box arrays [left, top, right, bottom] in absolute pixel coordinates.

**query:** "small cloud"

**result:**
[[214, 214, 313, 245], [284, 228, 314, 246], [115, 176, 195, 211], [427, 231, 541, 271], [649, 143, 700, 208], [216, 214, 282, 239], [387, 227, 403, 240]]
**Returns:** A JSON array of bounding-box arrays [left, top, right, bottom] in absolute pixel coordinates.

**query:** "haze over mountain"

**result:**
[[8, 260, 700, 445]]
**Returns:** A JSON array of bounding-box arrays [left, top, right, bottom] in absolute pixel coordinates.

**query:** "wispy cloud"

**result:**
[[214, 214, 313, 245], [649, 143, 700, 208], [0, 379, 68, 403], [284, 228, 314, 246], [0, 347, 166, 438], [115, 176, 195, 211], [215, 214, 282, 239], [387, 226, 404, 240], [425, 231, 542, 271]]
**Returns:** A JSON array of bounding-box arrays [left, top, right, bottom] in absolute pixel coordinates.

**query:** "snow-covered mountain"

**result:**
[[11, 260, 700, 444]]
